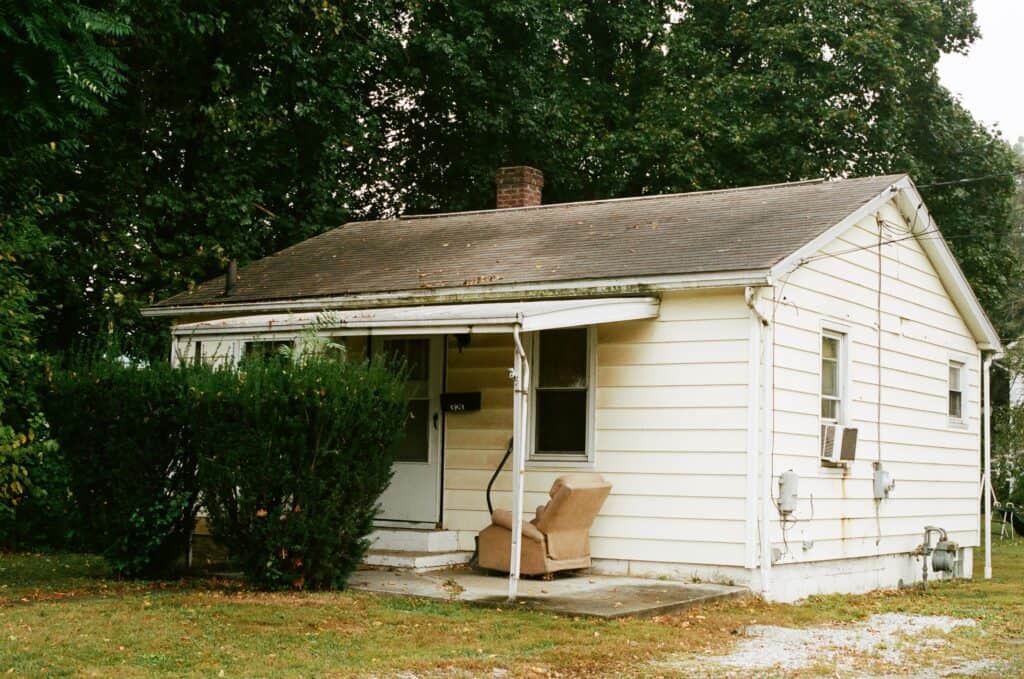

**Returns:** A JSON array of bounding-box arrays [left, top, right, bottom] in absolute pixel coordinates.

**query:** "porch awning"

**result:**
[[171, 297, 660, 337]]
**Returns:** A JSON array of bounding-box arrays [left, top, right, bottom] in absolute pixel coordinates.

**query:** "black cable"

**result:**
[[486, 438, 513, 516], [796, 225, 1007, 268], [915, 171, 1024, 189]]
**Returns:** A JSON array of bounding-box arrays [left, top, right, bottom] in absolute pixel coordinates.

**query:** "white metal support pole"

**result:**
[[508, 325, 529, 601], [758, 300, 773, 598], [984, 353, 993, 580]]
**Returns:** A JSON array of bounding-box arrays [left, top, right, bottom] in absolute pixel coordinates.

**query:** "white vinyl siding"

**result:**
[[442, 290, 750, 566], [769, 199, 981, 563]]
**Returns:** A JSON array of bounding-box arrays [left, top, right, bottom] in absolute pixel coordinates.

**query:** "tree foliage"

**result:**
[[1, 0, 1021, 366], [0, 0, 130, 421]]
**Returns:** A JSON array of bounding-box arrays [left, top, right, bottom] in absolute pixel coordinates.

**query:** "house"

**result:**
[[143, 166, 1001, 602]]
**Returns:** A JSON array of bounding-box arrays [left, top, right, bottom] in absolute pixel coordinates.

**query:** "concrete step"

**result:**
[[363, 549, 473, 572], [369, 528, 459, 553]]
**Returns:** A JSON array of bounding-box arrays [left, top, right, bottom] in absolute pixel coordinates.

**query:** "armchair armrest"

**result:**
[[491, 509, 545, 542]]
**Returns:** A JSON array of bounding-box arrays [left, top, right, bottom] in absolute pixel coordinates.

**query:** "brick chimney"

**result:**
[[495, 166, 544, 209]]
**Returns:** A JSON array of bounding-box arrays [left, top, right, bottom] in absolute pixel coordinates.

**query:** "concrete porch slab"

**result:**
[[363, 549, 473, 572], [349, 568, 749, 619]]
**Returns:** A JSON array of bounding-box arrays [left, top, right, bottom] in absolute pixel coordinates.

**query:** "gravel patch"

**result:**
[[660, 612, 988, 676]]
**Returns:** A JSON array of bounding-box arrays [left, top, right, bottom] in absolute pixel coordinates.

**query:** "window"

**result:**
[[330, 336, 369, 362], [820, 331, 845, 422], [191, 341, 203, 367], [531, 327, 594, 461], [948, 361, 964, 421], [376, 338, 431, 463], [242, 340, 293, 364]]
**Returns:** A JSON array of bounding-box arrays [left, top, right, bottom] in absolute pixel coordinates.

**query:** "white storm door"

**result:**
[[374, 336, 443, 525]]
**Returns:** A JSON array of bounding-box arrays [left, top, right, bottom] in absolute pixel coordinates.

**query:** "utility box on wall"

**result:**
[[873, 463, 895, 500], [778, 470, 799, 515]]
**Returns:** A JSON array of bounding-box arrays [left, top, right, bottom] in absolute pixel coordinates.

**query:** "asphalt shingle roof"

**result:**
[[154, 174, 904, 309]]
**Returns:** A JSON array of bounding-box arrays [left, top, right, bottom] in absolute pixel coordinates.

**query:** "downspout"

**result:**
[[745, 286, 773, 598], [983, 352, 993, 580], [508, 324, 529, 601]]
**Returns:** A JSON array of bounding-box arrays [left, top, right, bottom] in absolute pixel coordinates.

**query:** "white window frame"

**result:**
[[819, 324, 850, 426], [948, 358, 966, 426], [527, 326, 597, 467]]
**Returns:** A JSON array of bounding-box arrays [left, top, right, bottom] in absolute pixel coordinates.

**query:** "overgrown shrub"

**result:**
[[0, 423, 33, 530], [41, 347, 408, 587], [196, 352, 407, 590], [45, 359, 200, 577], [0, 413, 71, 550]]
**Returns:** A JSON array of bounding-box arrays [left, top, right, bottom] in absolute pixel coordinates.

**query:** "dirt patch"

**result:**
[[658, 612, 994, 676]]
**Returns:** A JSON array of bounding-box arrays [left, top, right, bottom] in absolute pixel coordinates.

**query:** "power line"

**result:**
[[798, 228, 938, 265], [915, 172, 1024, 189], [796, 222, 1009, 267]]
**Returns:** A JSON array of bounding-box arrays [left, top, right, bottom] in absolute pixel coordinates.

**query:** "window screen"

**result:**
[[821, 333, 842, 421], [949, 361, 963, 420]]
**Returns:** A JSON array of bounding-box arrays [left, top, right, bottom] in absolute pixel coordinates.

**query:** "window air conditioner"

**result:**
[[820, 424, 858, 466]]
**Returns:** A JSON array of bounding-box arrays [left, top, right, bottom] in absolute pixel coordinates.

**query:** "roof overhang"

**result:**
[[769, 175, 1003, 354], [170, 297, 661, 339], [142, 270, 767, 319]]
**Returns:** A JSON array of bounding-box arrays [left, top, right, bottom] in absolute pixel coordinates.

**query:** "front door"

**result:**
[[374, 336, 443, 525]]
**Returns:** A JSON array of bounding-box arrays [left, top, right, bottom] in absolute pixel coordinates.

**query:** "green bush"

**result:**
[[45, 359, 200, 577], [0, 423, 33, 527], [0, 413, 71, 550], [196, 352, 408, 590], [41, 348, 407, 588]]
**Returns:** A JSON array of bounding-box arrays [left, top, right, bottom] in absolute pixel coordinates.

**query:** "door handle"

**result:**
[[433, 412, 439, 430]]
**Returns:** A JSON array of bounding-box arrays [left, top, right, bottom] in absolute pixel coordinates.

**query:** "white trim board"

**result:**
[[769, 175, 1001, 353], [143, 271, 767, 319], [170, 297, 661, 339]]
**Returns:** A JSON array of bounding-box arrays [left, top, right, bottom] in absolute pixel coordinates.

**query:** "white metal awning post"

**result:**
[[984, 353, 993, 579], [508, 324, 529, 601]]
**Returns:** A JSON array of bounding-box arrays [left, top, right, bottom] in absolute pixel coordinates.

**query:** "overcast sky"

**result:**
[[937, 0, 1024, 145]]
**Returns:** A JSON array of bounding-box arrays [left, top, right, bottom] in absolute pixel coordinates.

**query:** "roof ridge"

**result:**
[[398, 173, 904, 222]]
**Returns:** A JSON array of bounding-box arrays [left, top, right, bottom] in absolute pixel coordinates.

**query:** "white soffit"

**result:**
[[171, 297, 661, 338]]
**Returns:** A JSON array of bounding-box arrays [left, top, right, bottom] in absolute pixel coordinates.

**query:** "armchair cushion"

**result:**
[[491, 509, 545, 542], [532, 474, 611, 560]]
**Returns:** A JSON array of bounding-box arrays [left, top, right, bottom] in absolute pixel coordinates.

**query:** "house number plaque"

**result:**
[[440, 392, 482, 413]]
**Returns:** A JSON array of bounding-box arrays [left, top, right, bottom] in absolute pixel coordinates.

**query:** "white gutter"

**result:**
[[141, 271, 770, 319], [508, 324, 530, 601], [169, 298, 661, 338], [745, 285, 774, 598], [984, 352, 993, 579]]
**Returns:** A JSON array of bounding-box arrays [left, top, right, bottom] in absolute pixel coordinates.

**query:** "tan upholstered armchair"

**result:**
[[478, 474, 612, 576]]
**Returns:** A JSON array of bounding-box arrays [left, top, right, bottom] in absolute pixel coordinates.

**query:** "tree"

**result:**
[[0, 0, 130, 422], [23, 1, 404, 359], [392, 0, 1020, 336], [6, 0, 1022, 362], [998, 139, 1024, 338]]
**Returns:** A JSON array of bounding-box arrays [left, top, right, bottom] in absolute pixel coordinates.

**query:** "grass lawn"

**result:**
[[1, 534, 1022, 677]]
